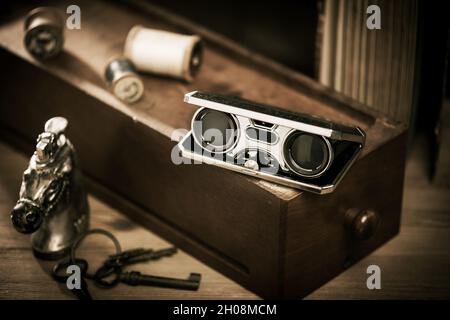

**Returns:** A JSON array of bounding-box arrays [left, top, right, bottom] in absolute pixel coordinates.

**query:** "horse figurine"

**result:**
[[10, 117, 89, 259]]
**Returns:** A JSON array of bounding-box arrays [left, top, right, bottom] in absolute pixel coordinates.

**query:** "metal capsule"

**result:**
[[105, 57, 144, 104], [24, 7, 64, 60]]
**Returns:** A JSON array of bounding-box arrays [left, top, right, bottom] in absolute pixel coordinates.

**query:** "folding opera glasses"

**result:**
[[178, 91, 365, 194]]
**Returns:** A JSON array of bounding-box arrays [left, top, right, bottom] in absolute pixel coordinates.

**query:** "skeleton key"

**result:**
[[119, 271, 201, 291], [106, 247, 177, 268]]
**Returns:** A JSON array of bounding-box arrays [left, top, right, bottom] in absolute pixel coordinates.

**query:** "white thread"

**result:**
[[124, 25, 202, 82]]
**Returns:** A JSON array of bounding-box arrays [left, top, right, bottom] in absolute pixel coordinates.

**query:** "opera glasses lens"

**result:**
[[284, 132, 332, 178], [192, 109, 238, 152]]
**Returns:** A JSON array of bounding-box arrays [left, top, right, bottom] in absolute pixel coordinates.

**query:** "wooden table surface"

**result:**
[[0, 133, 449, 299]]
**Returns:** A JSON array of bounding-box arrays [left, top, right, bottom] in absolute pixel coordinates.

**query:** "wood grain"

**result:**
[[307, 134, 450, 299], [0, 133, 449, 299], [0, 0, 402, 156], [0, 0, 445, 299], [283, 132, 405, 298], [0, 0, 405, 299], [0, 48, 406, 298], [0, 142, 257, 300]]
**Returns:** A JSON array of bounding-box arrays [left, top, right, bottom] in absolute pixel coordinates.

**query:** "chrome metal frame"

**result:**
[[179, 91, 366, 194], [184, 91, 365, 143]]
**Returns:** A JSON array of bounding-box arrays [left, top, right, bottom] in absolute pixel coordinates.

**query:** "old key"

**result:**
[[106, 247, 177, 268], [119, 271, 201, 291], [93, 247, 201, 291], [48, 228, 202, 298]]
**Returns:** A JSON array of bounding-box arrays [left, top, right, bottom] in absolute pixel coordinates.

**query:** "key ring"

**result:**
[[52, 258, 89, 283], [70, 228, 122, 280], [93, 264, 122, 288]]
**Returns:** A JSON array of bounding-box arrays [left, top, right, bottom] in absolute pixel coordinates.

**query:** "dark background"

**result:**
[[151, 0, 319, 78]]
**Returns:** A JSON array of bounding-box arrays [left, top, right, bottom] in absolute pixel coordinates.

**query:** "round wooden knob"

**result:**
[[346, 209, 379, 240]]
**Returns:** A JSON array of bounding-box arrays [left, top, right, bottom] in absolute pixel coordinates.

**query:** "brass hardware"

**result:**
[[346, 208, 379, 240]]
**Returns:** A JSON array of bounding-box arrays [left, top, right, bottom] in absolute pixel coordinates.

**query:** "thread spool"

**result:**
[[24, 7, 64, 59], [105, 57, 144, 104], [124, 25, 203, 82]]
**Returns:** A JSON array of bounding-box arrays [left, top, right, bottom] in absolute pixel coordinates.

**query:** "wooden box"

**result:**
[[0, 0, 406, 298]]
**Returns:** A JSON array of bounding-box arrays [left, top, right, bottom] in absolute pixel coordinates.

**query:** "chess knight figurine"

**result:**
[[10, 117, 89, 259]]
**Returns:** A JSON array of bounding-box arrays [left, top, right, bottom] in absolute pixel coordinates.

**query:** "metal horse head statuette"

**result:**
[[10, 117, 89, 259]]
